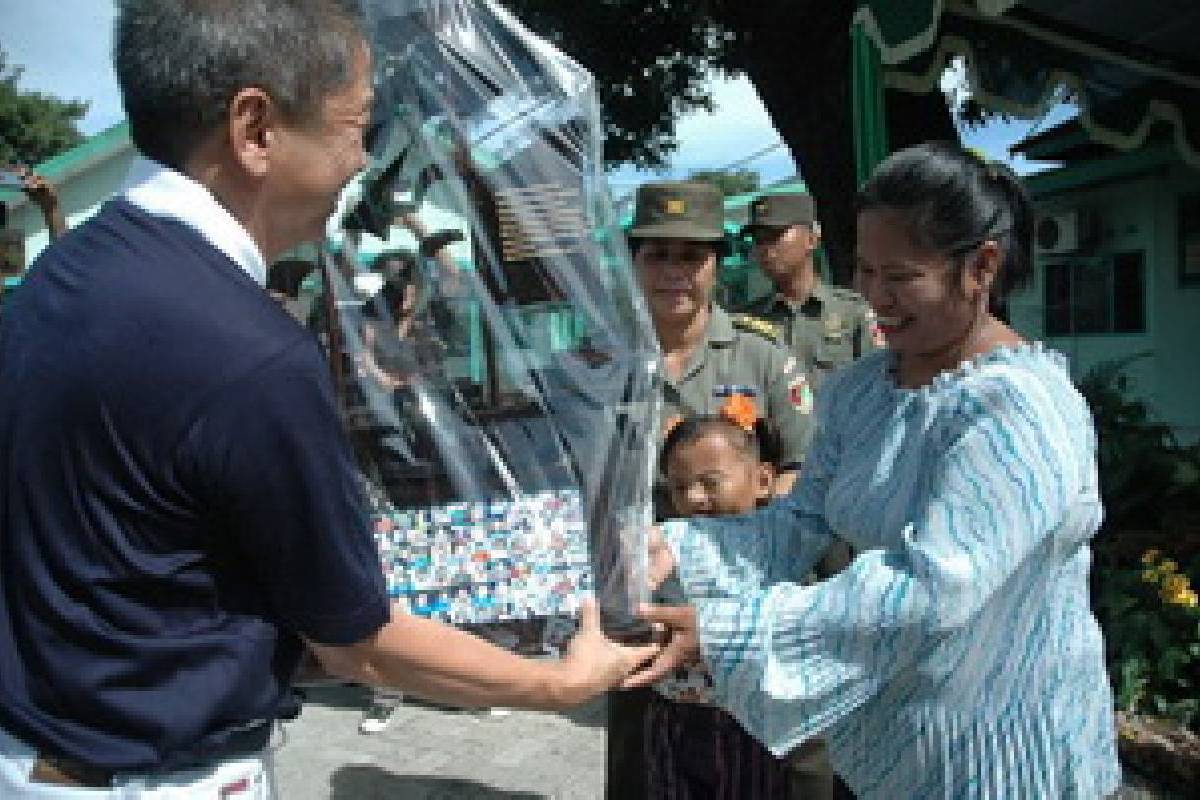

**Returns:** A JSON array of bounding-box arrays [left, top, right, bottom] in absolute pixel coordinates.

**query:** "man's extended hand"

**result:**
[[621, 602, 700, 689], [554, 598, 661, 706]]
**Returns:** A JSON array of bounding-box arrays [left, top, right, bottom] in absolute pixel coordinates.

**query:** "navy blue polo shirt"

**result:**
[[0, 199, 389, 771]]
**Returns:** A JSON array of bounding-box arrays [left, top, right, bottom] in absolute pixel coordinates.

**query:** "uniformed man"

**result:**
[[606, 180, 815, 799], [739, 192, 874, 799], [738, 192, 883, 395]]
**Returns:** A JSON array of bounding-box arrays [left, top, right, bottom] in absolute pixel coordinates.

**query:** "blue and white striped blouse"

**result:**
[[663, 343, 1120, 798]]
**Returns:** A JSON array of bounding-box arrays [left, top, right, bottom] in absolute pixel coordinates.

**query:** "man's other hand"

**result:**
[[553, 598, 661, 707]]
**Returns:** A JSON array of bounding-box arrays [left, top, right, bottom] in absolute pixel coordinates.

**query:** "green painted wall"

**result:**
[[1009, 162, 1200, 444]]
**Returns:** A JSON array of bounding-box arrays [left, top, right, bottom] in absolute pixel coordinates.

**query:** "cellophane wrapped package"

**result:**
[[314, 0, 660, 652]]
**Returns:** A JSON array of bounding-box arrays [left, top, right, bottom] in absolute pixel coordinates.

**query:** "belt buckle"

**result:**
[[30, 752, 114, 789]]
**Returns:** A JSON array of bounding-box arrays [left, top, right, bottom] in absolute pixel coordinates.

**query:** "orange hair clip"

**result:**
[[720, 394, 758, 432]]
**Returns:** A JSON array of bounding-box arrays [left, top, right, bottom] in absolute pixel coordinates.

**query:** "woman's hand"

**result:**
[[551, 599, 661, 707], [621, 603, 700, 689]]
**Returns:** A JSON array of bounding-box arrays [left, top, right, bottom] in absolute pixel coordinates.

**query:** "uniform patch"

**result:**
[[788, 375, 814, 415], [713, 384, 758, 399]]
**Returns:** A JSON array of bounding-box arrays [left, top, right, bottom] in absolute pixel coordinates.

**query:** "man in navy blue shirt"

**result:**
[[0, 1, 655, 795]]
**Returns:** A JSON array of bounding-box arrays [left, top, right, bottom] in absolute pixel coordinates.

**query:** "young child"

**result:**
[[646, 398, 790, 798]]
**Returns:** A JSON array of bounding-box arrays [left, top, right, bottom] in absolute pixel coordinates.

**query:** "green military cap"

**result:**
[[628, 181, 725, 242], [741, 193, 816, 236]]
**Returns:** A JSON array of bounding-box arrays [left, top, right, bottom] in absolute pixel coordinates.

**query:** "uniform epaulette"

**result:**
[[731, 314, 780, 343]]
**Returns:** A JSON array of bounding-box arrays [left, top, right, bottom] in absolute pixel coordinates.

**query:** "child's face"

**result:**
[[665, 431, 774, 516]]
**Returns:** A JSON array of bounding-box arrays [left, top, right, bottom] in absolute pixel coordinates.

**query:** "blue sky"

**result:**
[[3, 0, 1072, 195]]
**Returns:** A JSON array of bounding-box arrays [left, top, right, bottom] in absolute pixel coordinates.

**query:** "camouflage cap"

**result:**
[[628, 181, 725, 242], [741, 193, 816, 237]]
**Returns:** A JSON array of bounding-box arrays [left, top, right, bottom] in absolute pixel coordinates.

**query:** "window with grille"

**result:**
[[1043, 252, 1145, 336]]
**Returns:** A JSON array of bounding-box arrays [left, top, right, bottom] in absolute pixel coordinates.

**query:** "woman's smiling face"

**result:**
[[634, 238, 718, 321], [853, 208, 986, 359]]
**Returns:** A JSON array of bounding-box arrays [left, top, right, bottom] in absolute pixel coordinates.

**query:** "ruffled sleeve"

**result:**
[[683, 366, 1093, 755]]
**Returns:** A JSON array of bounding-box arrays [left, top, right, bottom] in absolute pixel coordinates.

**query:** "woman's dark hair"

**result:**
[[856, 141, 1033, 301], [660, 414, 781, 475]]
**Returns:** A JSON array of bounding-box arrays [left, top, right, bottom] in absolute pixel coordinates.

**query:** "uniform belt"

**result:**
[[31, 752, 114, 788]]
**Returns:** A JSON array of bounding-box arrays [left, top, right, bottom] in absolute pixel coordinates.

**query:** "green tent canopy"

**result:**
[[851, 0, 1200, 170]]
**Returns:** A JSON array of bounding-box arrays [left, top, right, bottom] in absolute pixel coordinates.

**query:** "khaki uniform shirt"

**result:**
[[739, 280, 882, 392], [737, 282, 881, 581], [655, 306, 813, 518]]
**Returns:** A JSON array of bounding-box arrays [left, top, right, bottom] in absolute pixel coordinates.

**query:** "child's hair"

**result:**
[[660, 414, 781, 475]]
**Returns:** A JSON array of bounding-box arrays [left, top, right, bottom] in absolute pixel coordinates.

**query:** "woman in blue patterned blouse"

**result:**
[[628, 142, 1121, 798]]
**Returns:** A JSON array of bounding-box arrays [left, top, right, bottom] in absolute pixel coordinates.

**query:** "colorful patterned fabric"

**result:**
[[664, 343, 1121, 798]]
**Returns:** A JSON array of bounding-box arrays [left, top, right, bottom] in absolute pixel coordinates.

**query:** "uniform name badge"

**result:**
[[712, 384, 759, 399], [788, 375, 814, 415]]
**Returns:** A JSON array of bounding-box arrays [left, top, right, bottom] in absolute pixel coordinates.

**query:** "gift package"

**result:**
[[313, 0, 661, 647]]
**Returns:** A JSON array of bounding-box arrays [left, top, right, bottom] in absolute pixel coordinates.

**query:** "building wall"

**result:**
[[1009, 166, 1200, 443], [1150, 166, 1200, 444], [5, 147, 138, 268]]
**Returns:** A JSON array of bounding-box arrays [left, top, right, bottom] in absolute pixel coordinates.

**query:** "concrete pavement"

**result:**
[[274, 684, 606, 799], [274, 684, 1176, 799]]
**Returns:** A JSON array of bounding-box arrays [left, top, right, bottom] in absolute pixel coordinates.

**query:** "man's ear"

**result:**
[[227, 88, 277, 178]]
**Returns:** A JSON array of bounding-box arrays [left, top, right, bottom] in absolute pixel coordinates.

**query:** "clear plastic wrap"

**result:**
[[317, 0, 659, 647]]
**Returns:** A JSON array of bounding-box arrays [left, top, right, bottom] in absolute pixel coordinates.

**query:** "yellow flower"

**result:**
[[1163, 573, 1190, 595], [1161, 585, 1200, 608], [1141, 568, 1160, 585], [1159, 559, 1180, 574], [1141, 549, 1162, 565]]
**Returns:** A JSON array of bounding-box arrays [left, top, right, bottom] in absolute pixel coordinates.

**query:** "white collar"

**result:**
[[122, 158, 268, 287]]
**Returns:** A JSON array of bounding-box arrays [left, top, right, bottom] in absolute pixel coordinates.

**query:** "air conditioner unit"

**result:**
[[1035, 209, 1094, 255]]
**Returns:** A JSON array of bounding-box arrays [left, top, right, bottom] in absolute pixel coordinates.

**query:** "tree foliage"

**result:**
[[505, 0, 957, 282], [0, 49, 87, 167], [508, 0, 726, 169], [688, 169, 759, 197]]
